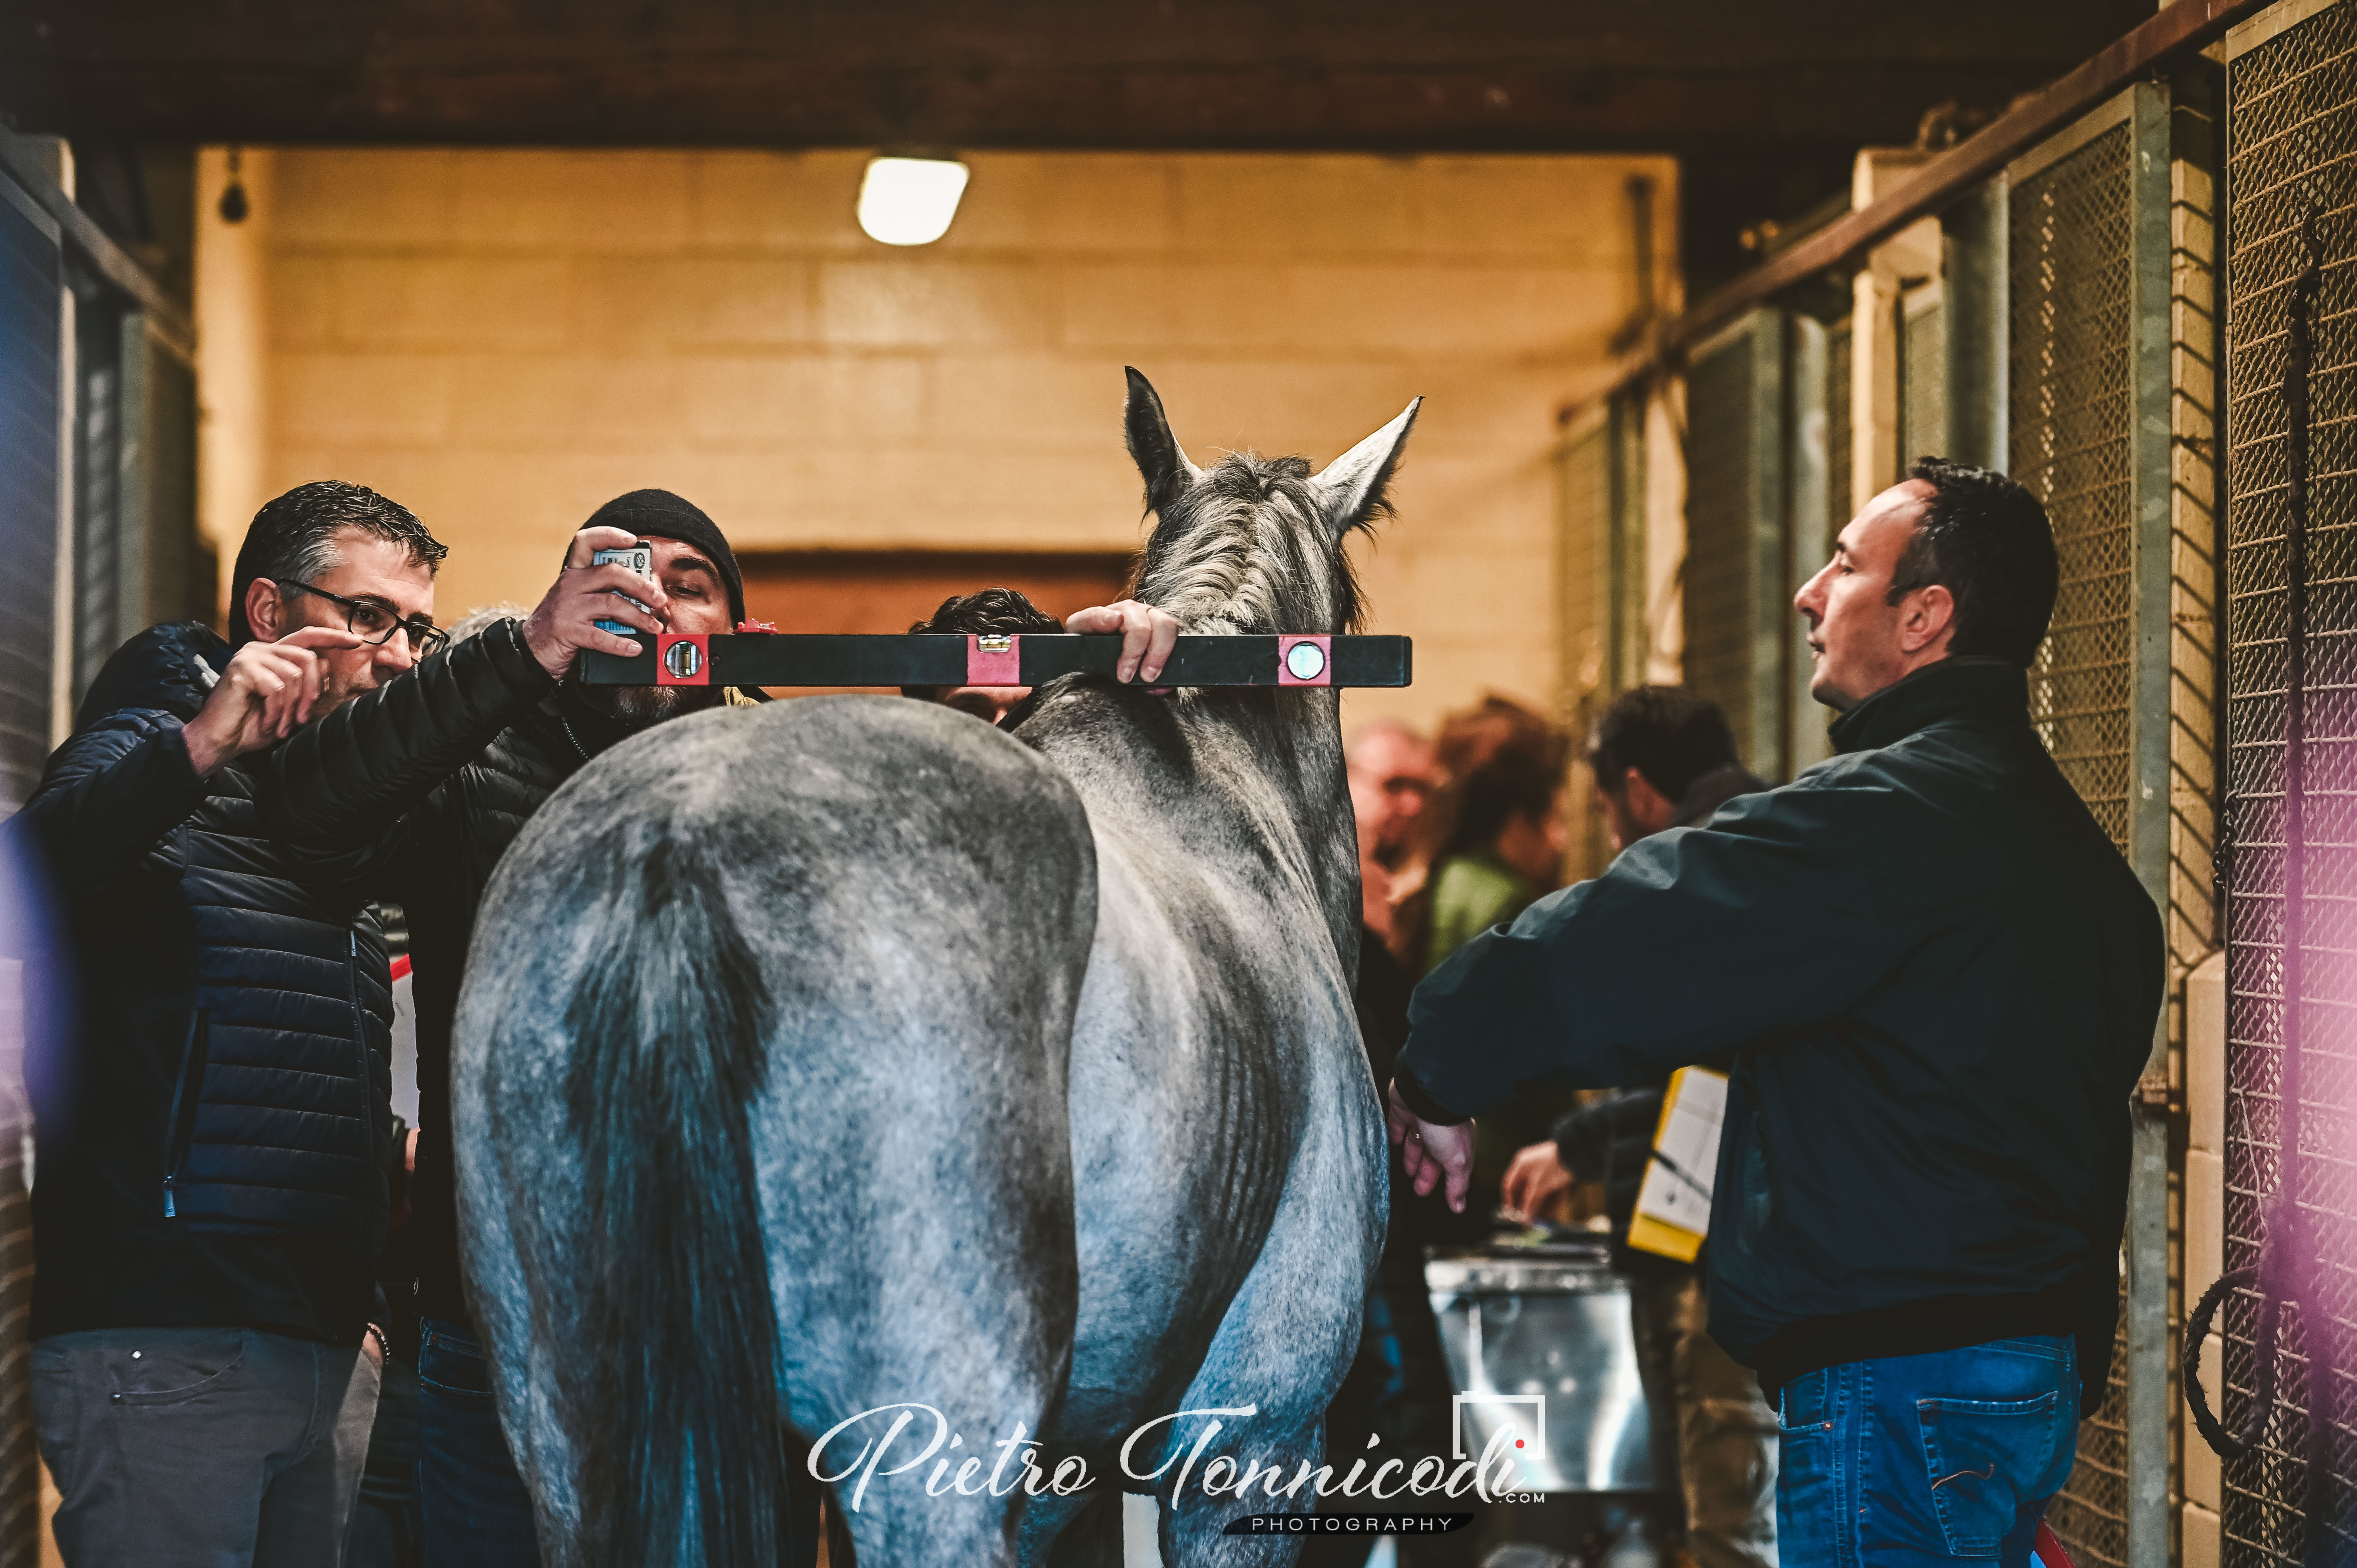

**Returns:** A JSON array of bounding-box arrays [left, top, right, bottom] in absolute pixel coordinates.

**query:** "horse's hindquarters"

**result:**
[[453, 696, 1099, 1566]]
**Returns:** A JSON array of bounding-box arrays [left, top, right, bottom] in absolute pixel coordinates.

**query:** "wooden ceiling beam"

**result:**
[[0, 0, 2157, 152]]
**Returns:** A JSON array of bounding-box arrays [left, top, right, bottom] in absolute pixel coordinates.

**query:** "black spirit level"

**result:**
[[578, 632, 1412, 690]]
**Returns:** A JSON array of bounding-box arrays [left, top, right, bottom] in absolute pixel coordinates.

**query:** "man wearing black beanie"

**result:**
[[254, 491, 747, 1564], [259, 491, 1176, 1566]]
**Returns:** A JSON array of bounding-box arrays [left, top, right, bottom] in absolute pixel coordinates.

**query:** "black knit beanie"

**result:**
[[577, 489, 746, 624]]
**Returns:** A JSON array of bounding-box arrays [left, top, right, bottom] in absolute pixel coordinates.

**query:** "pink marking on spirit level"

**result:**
[[966, 634, 1021, 687], [1277, 635, 1332, 687]]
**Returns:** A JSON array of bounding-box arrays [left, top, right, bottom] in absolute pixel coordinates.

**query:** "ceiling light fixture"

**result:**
[[856, 155, 970, 246]]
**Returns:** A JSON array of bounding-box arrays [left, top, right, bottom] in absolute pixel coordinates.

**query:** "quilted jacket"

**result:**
[[261, 616, 594, 1323], [13, 622, 394, 1342]]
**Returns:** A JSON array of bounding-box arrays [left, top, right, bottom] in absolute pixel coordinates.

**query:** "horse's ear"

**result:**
[[1313, 397, 1421, 532], [1124, 367, 1201, 516]]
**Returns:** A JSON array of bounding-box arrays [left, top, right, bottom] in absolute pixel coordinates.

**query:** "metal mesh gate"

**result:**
[[1828, 319, 1854, 531], [1559, 410, 1614, 880], [2222, 2, 2357, 1561], [1902, 282, 1950, 464], [1683, 313, 1791, 779], [2011, 115, 2138, 1567]]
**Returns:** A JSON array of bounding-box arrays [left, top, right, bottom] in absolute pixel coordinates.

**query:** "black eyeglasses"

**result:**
[[278, 582, 450, 657]]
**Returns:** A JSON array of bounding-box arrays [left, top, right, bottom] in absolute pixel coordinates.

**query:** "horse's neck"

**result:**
[[1030, 691, 1358, 958]]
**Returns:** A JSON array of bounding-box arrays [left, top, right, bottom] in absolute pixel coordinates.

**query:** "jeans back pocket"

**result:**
[[418, 1322, 499, 1408], [1915, 1391, 2064, 1557]]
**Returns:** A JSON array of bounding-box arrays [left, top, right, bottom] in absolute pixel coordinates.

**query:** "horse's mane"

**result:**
[[1127, 450, 1382, 636]]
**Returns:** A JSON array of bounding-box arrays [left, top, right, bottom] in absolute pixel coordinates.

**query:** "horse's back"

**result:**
[[455, 695, 1097, 1564]]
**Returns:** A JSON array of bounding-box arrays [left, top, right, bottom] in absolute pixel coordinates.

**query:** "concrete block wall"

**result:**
[[198, 147, 1678, 732]]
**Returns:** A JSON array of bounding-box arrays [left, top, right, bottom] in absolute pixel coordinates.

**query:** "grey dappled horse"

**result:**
[[452, 369, 1416, 1566]]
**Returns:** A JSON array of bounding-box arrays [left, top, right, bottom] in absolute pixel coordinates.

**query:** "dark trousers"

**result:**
[[416, 1319, 542, 1568], [348, 1341, 422, 1568]]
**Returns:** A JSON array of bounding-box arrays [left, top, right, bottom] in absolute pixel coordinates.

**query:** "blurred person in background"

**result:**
[[11, 481, 446, 1567], [1415, 697, 1573, 1225], [1421, 696, 1569, 976], [900, 586, 1065, 725], [1499, 686, 1775, 1568], [1346, 721, 1437, 960]]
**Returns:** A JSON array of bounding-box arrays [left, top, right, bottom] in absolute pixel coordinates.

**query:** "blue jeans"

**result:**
[[1776, 1336, 2079, 1566], [416, 1319, 542, 1568]]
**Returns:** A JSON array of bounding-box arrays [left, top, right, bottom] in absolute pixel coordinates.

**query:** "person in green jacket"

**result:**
[[1421, 737, 1568, 977], [1416, 704, 1571, 1222], [1386, 460, 2162, 1568]]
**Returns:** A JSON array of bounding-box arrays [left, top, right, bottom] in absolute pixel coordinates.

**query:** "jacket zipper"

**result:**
[[348, 931, 371, 1253], [161, 1009, 208, 1218]]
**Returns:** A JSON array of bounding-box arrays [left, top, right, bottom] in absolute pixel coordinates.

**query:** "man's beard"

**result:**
[[567, 682, 725, 727]]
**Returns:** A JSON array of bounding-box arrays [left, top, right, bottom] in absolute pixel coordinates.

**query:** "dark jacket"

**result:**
[[257, 617, 612, 1323], [11, 622, 394, 1343], [1548, 759, 1766, 1275], [1395, 660, 2162, 1406]]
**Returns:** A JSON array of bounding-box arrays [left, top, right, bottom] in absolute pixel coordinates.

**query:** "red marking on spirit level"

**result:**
[[735, 618, 778, 634], [967, 634, 1021, 686], [657, 633, 710, 686], [1277, 635, 1332, 686]]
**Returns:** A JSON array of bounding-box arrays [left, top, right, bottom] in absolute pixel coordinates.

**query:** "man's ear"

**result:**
[[245, 578, 285, 642], [1624, 767, 1678, 832], [1903, 583, 1958, 656]]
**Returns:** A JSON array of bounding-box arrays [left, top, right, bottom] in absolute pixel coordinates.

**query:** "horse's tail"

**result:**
[[555, 830, 788, 1566]]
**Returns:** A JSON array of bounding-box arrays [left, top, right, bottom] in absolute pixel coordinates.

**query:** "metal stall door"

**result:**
[[1901, 279, 1950, 464], [0, 166, 60, 1568], [1682, 311, 1793, 780], [1559, 387, 1651, 879], [2221, 0, 2357, 1561], [2013, 77, 2199, 1568], [1559, 402, 1616, 879], [0, 188, 59, 814]]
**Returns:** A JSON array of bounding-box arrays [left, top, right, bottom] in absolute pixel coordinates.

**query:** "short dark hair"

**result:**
[[229, 481, 448, 645], [1890, 459, 2060, 666], [901, 588, 1063, 699], [1588, 686, 1738, 805]]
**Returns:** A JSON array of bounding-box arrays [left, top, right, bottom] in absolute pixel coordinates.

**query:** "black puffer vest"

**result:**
[[15, 622, 392, 1341]]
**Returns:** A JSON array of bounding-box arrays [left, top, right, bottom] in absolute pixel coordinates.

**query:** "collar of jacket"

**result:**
[[1826, 656, 2030, 755], [1673, 761, 1769, 826], [77, 620, 232, 729]]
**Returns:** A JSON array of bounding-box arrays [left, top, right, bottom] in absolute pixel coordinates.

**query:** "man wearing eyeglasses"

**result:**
[[12, 480, 448, 1567], [259, 487, 1179, 1567]]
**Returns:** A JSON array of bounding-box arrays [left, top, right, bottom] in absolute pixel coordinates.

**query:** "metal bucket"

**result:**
[[1425, 1246, 1659, 1494]]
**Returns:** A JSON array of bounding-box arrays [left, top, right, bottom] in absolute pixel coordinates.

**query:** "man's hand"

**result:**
[[181, 626, 369, 778], [1385, 1078, 1474, 1214], [1501, 1141, 1574, 1224], [520, 527, 673, 680], [1065, 601, 1180, 685]]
